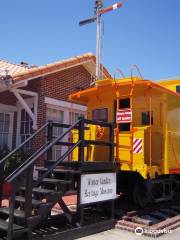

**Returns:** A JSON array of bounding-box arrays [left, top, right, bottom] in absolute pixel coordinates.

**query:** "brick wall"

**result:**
[[28, 65, 92, 165], [41, 65, 92, 100], [0, 65, 91, 164], [27, 65, 91, 126], [0, 91, 17, 105]]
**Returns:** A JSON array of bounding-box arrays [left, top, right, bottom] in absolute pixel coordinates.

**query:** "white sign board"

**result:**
[[80, 172, 116, 205], [116, 108, 132, 123]]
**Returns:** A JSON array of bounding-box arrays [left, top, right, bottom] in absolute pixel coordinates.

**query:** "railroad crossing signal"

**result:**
[[79, 1, 123, 83]]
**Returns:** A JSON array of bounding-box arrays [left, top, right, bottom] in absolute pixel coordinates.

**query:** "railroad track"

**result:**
[[116, 200, 180, 237]]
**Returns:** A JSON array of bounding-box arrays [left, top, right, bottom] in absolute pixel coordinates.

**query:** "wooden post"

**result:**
[[149, 96, 152, 172], [7, 186, 16, 240], [110, 199, 115, 219], [25, 167, 33, 218], [76, 174, 84, 226], [47, 121, 53, 161], [77, 118, 85, 226], [0, 163, 4, 207], [78, 118, 84, 163], [109, 123, 114, 162]]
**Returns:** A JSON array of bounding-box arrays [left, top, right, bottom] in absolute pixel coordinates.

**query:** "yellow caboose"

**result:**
[[69, 77, 180, 207]]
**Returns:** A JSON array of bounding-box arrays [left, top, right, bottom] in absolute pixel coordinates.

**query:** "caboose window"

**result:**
[[176, 85, 180, 93], [142, 111, 154, 125], [114, 99, 130, 131], [92, 108, 108, 122], [120, 98, 130, 108]]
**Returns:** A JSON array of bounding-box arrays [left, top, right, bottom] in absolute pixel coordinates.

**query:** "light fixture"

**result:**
[[3, 70, 13, 87]]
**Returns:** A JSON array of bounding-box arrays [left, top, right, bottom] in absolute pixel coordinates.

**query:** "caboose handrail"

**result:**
[[34, 140, 82, 187], [83, 118, 113, 127], [84, 140, 112, 146]]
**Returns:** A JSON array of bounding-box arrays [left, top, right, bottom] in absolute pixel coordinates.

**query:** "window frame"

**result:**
[[46, 102, 87, 161], [0, 110, 14, 150], [176, 85, 180, 94], [69, 111, 85, 125], [92, 108, 108, 122], [46, 107, 64, 160], [20, 108, 34, 144], [114, 98, 131, 131], [142, 111, 154, 125]]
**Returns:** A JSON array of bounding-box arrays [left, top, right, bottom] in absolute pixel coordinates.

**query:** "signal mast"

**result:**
[[79, 0, 123, 83]]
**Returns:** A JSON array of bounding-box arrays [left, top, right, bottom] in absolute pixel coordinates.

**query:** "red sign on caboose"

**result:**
[[116, 108, 132, 123]]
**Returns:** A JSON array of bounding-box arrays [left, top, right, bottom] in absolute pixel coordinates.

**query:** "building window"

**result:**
[[92, 108, 108, 122], [20, 108, 33, 149], [176, 85, 180, 93], [69, 112, 85, 125], [47, 108, 64, 160], [142, 111, 153, 125], [0, 113, 10, 150], [20, 109, 33, 142]]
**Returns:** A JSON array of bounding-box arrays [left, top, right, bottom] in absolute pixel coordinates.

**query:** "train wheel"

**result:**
[[133, 181, 153, 208]]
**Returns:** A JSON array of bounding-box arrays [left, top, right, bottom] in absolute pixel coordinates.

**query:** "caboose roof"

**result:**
[[69, 78, 180, 104]]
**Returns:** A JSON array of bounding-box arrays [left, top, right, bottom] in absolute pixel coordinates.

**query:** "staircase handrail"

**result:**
[[0, 121, 49, 166], [5, 119, 81, 183], [34, 140, 82, 187], [5, 141, 49, 182]]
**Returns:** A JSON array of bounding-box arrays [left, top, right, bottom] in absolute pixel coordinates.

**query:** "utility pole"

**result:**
[[95, 0, 103, 81], [79, 1, 123, 83]]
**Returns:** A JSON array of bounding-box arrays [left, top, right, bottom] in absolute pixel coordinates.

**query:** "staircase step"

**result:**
[[44, 160, 58, 167], [0, 219, 27, 233], [35, 166, 48, 172], [64, 190, 77, 196], [0, 208, 26, 219], [45, 160, 80, 168], [35, 167, 50, 177], [32, 187, 56, 195], [45, 160, 71, 167], [20, 186, 57, 196], [15, 196, 42, 207], [42, 178, 71, 185], [53, 168, 81, 174], [36, 166, 80, 174]]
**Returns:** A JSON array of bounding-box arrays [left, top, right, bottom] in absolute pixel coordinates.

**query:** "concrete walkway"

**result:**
[[78, 228, 180, 240]]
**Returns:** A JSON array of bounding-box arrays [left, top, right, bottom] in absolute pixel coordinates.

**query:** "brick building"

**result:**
[[0, 53, 110, 159]]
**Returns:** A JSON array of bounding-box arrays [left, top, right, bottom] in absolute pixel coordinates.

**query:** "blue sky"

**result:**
[[0, 0, 180, 80]]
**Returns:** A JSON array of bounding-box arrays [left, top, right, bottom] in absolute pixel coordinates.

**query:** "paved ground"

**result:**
[[78, 228, 180, 240], [2, 199, 179, 240]]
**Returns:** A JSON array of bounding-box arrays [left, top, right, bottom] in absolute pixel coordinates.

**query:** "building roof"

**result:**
[[159, 78, 180, 86], [69, 78, 180, 104], [0, 59, 28, 77], [0, 53, 111, 84]]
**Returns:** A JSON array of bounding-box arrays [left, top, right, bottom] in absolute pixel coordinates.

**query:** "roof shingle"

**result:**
[[0, 59, 28, 77], [0, 53, 111, 83]]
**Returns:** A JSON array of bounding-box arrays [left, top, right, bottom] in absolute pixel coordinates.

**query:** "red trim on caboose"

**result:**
[[169, 168, 180, 174]]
